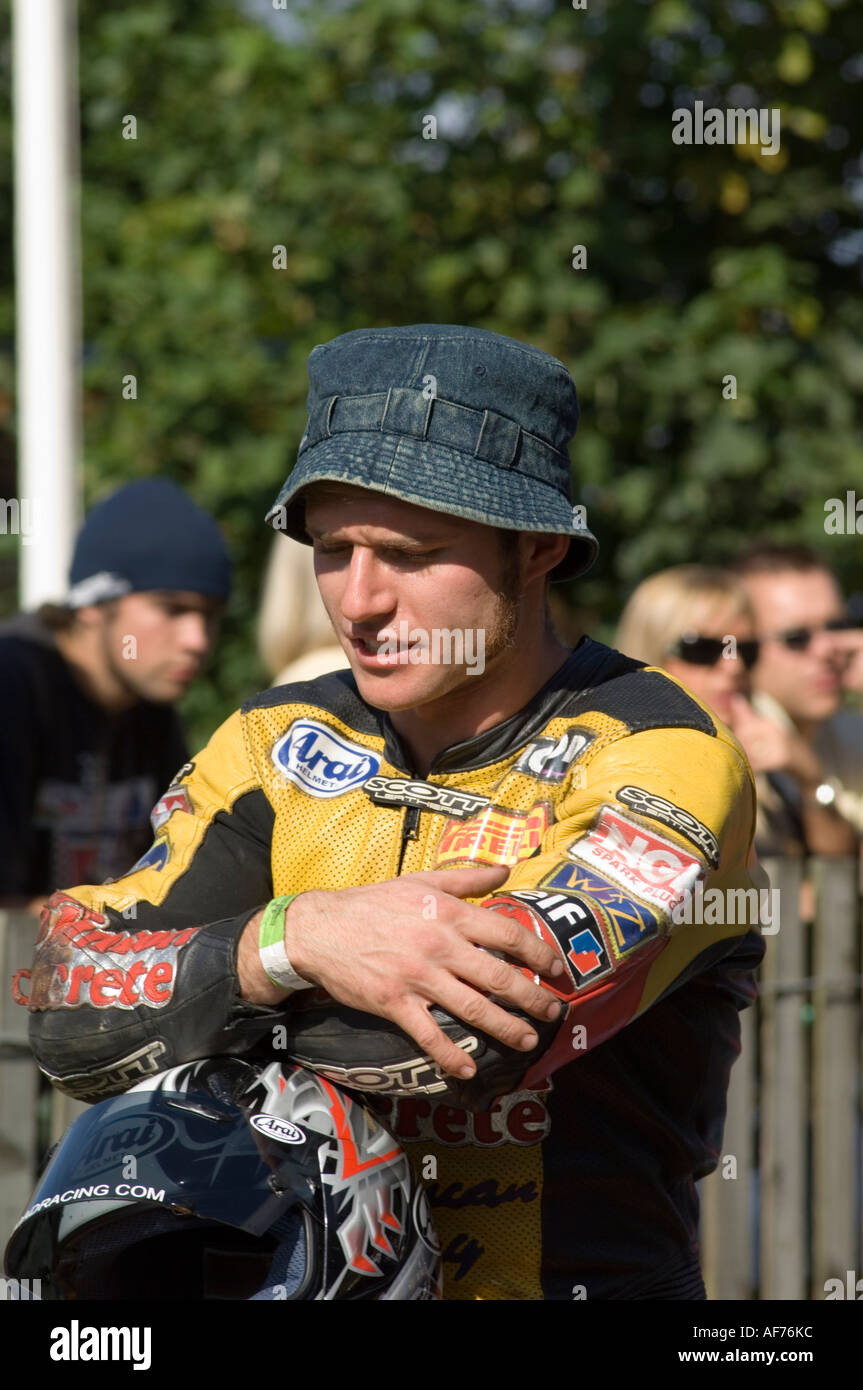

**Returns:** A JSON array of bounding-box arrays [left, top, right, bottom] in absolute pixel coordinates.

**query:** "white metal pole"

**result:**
[[12, 0, 82, 607]]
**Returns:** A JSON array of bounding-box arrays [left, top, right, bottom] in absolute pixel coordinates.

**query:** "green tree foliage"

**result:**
[[1, 0, 862, 744]]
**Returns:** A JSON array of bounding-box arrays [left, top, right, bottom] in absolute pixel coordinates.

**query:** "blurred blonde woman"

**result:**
[[257, 534, 347, 687], [615, 565, 758, 724]]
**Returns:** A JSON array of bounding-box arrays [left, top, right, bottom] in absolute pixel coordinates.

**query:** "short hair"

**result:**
[[728, 542, 834, 578], [37, 596, 130, 633], [36, 601, 77, 633], [615, 565, 754, 668]]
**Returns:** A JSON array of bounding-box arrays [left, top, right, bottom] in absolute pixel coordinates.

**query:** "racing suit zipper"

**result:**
[[396, 804, 421, 874]]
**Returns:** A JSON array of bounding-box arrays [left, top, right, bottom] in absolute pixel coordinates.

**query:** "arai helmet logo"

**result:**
[[78, 1113, 177, 1179], [250, 1114, 306, 1145], [271, 719, 380, 798]]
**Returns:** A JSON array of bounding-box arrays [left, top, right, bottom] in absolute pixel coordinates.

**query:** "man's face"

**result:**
[[96, 591, 222, 703], [743, 568, 846, 724], [305, 489, 523, 712]]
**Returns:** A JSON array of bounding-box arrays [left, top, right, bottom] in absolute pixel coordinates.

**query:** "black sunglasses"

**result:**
[[667, 632, 760, 670], [768, 617, 854, 652]]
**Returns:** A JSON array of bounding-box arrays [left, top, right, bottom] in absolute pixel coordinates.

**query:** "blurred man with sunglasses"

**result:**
[[729, 543, 861, 855]]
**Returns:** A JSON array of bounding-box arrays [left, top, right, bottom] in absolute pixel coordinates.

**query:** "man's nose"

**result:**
[[811, 627, 842, 662], [177, 612, 212, 655], [340, 550, 395, 623]]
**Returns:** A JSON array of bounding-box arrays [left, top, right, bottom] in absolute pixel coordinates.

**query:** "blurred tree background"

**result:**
[[0, 0, 861, 747]]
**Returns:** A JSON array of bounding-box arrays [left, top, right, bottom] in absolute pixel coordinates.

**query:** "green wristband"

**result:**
[[258, 894, 312, 991]]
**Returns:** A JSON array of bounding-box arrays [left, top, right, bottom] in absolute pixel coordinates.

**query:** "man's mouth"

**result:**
[[349, 633, 425, 665]]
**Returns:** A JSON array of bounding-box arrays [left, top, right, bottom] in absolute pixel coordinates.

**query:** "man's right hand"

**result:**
[[237, 866, 566, 1081]]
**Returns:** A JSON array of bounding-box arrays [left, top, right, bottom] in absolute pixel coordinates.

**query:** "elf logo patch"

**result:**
[[485, 891, 613, 996], [272, 719, 380, 797]]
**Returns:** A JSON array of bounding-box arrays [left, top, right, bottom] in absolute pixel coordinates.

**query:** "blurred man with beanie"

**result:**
[[0, 478, 231, 911]]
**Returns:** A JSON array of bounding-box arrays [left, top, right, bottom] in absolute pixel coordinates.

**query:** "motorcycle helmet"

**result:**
[[4, 1057, 441, 1300]]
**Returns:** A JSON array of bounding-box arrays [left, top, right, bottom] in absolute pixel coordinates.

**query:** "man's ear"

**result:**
[[72, 603, 103, 630], [74, 599, 120, 631], [522, 533, 571, 584]]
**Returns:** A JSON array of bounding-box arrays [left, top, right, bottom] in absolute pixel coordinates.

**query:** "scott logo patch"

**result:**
[[514, 727, 593, 782], [307, 1037, 479, 1097], [436, 803, 551, 867], [566, 806, 704, 913], [615, 785, 720, 868], [363, 776, 490, 820], [272, 719, 380, 798], [250, 1114, 306, 1145]]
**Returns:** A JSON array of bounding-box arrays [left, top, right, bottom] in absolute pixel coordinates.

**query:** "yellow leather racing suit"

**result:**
[[22, 638, 765, 1299]]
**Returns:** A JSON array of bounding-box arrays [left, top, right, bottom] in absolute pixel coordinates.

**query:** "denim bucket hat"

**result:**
[[265, 324, 598, 581]]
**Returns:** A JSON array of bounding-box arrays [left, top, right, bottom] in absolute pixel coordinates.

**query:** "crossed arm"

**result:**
[[236, 865, 565, 1080], [26, 707, 759, 1105]]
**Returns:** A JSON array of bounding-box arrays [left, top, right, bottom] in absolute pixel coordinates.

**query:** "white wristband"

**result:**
[[258, 894, 314, 992]]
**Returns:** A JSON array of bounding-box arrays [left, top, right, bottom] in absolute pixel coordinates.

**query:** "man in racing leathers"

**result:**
[[20, 325, 765, 1300]]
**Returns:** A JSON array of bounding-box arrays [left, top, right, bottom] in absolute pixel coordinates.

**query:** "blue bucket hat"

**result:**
[[265, 324, 598, 582]]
